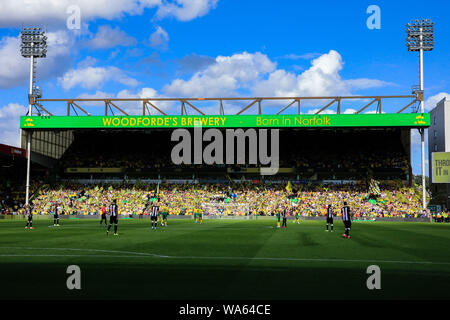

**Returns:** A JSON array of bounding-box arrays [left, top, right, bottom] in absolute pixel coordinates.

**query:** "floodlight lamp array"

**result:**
[[406, 19, 434, 51], [20, 27, 47, 58]]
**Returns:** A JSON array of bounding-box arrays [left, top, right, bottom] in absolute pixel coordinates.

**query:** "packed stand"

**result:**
[[27, 182, 434, 220]]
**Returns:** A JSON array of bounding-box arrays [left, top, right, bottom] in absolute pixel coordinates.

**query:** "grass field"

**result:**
[[1, 217, 449, 300]]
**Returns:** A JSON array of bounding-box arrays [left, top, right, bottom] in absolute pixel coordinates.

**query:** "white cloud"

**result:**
[[156, 0, 218, 21], [163, 50, 391, 102], [164, 51, 276, 97], [0, 1, 218, 89], [306, 109, 336, 115], [363, 110, 381, 114], [44, 49, 391, 116], [303, 107, 382, 115], [0, 37, 29, 88], [253, 50, 391, 98], [77, 56, 98, 69], [76, 90, 115, 108], [76, 87, 172, 114], [0, 103, 27, 147], [343, 108, 357, 114], [424, 92, 450, 111], [149, 26, 169, 49], [110, 87, 176, 114], [120, 87, 159, 99], [0, 0, 215, 27], [0, 31, 73, 89], [58, 66, 139, 90], [0, 1, 155, 27], [41, 30, 74, 75], [78, 90, 112, 99], [87, 25, 137, 49], [344, 78, 393, 90]]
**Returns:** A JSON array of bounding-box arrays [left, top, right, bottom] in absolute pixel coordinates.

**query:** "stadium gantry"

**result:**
[[27, 94, 422, 116]]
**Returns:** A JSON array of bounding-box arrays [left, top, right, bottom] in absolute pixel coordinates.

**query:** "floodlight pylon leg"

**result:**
[[25, 54, 34, 206]]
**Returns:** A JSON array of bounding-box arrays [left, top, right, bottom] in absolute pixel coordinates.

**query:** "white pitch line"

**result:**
[[0, 254, 152, 258], [0, 247, 169, 258], [165, 255, 450, 266], [0, 247, 449, 266]]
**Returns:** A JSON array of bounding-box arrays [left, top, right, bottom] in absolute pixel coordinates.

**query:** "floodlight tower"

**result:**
[[20, 27, 47, 206], [406, 19, 434, 212]]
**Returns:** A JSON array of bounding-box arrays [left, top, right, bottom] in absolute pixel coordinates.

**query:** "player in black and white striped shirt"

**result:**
[[341, 202, 352, 239], [53, 202, 60, 227], [325, 204, 334, 232], [107, 199, 119, 236], [150, 200, 159, 230]]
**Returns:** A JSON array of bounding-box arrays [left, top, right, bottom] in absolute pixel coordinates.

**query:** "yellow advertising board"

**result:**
[[431, 152, 450, 183]]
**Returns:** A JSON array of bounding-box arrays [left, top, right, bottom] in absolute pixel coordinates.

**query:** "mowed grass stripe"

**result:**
[[1, 218, 450, 299], [1, 219, 449, 264]]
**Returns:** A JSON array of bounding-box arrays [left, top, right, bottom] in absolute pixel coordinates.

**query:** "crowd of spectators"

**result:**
[[23, 182, 438, 220], [0, 181, 26, 215]]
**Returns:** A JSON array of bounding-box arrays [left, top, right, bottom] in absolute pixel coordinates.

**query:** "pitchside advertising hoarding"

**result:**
[[431, 152, 450, 183], [20, 113, 430, 129]]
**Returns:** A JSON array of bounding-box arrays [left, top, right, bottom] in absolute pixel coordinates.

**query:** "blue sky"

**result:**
[[0, 0, 449, 175]]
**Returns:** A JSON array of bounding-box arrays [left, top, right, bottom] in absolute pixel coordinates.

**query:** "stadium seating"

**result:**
[[57, 129, 411, 181], [27, 182, 432, 219]]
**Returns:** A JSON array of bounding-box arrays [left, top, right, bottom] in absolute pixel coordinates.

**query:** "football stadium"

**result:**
[[1, 95, 450, 300], [1, 4, 450, 305]]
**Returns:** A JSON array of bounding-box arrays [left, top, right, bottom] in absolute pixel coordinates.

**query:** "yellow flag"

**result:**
[[286, 181, 293, 193]]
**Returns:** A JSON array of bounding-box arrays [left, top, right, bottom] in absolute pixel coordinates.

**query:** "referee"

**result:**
[[100, 204, 107, 225], [106, 199, 119, 236], [341, 202, 352, 239]]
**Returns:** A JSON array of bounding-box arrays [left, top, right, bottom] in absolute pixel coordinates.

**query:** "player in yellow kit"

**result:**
[[276, 206, 281, 228], [160, 202, 169, 227], [194, 205, 203, 224], [289, 198, 301, 224]]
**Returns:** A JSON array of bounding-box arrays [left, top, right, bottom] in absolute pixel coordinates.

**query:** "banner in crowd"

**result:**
[[431, 152, 450, 183], [369, 179, 381, 196], [21, 113, 430, 129]]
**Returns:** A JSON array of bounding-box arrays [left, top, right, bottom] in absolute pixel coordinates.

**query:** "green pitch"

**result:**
[[1, 218, 449, 300]]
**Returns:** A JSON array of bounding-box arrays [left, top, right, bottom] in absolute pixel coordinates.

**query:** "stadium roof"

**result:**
[[0, 143, 26, 159]]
